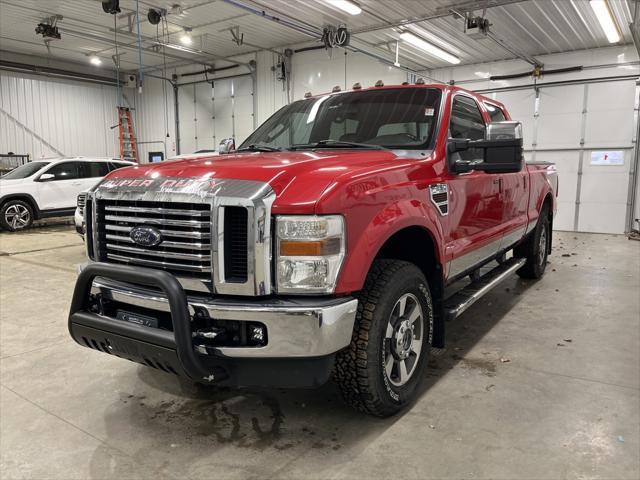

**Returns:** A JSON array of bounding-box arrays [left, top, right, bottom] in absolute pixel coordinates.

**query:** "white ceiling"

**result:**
[[0, 0, 636, 74]]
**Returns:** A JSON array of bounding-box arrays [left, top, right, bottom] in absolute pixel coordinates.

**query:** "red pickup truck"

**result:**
[[69, 83, 557, 417]]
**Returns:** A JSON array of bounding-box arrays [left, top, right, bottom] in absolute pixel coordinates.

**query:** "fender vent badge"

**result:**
[[429, 184, 449, 216]]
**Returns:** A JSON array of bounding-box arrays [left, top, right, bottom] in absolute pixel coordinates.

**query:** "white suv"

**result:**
[[0, 157, 134, 231]]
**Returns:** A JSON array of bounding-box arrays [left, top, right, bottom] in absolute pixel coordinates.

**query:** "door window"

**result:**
[[80, 162, 110, 178], [450, 96, 486, 161], [44, 162, 82, 181]]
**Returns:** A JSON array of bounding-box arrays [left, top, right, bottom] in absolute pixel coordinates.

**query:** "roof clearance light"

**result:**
[[332, 85, 342, 92], [352, 82, 362, 89], [304, 92, 313, 98], [415, 77, 425, 85], [375, 80, 384, 87], [399, 31, 461, 65], [325, 0, 362, 15], [590, 0, 620, 43]]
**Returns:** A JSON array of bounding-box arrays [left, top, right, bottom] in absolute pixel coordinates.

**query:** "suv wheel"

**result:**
[[0, 200, 34, 231], [334, 260, 433, 417]]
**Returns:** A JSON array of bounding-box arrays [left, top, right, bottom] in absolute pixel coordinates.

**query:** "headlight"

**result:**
[[276, 215, 345, 294]]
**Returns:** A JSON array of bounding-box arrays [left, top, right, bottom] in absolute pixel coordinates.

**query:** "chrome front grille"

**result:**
[[89, 177, 276, 296], [96, 200, 213, 288]]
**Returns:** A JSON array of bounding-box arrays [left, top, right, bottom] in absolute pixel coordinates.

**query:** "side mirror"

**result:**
[[218, 138, 235, 154], [38, 173, 55, 182], [448, 121, 523, 174]]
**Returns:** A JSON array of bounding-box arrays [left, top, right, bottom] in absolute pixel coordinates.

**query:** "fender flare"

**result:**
[[0, 193, 41, 219], [336, 199, 445, 293]]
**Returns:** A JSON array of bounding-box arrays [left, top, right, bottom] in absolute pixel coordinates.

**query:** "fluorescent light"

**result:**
[[590, 0, 620, 43], [89, 55, 102, 66], [325, 0, 362, 15], [180, 29, 193, 45], [399, 31, 460, 64]]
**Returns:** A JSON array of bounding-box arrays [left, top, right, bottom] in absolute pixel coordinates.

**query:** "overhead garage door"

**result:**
[[178, 75, 255, 154], [490, 79, 638, 234]]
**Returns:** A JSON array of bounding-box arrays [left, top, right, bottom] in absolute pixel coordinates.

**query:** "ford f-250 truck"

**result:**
[[69, 83, 557, 417]]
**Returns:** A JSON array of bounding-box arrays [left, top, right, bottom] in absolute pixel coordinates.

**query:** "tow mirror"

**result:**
[[448, 121, 523, 174], [218, 138, 235, 154], [38, 173, 55, 181]]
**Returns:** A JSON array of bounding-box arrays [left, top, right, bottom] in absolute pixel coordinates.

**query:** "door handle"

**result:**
[[493, 178, 503, 194]]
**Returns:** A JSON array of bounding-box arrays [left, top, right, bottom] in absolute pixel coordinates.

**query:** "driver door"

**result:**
[[445, 94, 504, 280], [36, 161, 84, 210]]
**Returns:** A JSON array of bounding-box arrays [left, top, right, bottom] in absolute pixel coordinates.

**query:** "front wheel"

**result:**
[[0, 200, 34, 231], [334, 260, 433, 417]]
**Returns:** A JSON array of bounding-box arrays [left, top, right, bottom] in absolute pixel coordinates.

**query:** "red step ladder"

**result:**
[[117, 107, 139, 163]]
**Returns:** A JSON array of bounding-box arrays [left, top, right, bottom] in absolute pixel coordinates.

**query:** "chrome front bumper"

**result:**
[[89, 275, 358, 359]]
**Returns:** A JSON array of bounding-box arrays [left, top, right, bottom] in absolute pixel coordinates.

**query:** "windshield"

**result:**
[[1, 162, 51, 179], [240, 87, 442, 151]]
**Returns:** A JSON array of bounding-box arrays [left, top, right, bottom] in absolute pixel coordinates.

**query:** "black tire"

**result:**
[[0, 200, 34, 231], [334, 260, 433, 417], [515, 206, 550, 279]]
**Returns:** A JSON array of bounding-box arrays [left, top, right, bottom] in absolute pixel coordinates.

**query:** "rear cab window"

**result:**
[[483, 102, 507, 122]]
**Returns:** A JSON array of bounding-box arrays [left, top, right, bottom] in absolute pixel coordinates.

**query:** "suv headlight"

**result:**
[[275, 215, 345, 294]]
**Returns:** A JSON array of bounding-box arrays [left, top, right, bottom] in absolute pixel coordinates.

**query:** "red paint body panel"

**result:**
[[106, 84, 557, 295]]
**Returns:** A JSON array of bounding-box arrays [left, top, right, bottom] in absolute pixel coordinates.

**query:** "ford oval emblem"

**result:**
[[130, 226, 163, 247]]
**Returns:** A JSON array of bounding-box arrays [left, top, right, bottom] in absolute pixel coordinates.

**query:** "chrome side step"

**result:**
[[443, 257, 527, 322]]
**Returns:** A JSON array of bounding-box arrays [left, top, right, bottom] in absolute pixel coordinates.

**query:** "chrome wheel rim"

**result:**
[[4, 204, 30, 230], [538, 223, 547, 266], [384, 293, 424, 387]]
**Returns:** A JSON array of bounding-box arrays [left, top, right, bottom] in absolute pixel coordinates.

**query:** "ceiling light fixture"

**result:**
[[399, 31, 461, 64], [589, 0, 620, 43], [89, 55, 102, 66], [325, 0, 362, 15], [180, 28, 193, 45]]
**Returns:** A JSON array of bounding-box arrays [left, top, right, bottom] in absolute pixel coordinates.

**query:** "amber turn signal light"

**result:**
[[279, 238, 341, 256]]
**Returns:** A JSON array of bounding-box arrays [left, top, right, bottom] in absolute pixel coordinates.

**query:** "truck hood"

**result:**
[[107, 150, 412, 213]]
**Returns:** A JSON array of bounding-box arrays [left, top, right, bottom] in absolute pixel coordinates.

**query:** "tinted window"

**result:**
[[240, 88, 442, 150], [108, 162, 131, 172], [81, 162, 110, 178], [1, 162, 50, 179], [450, 96, 485, 161], [484, 102, 507, 122], [45, 162, 82, 181]]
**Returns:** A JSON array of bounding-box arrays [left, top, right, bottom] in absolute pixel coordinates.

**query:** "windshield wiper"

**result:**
[[290, 140, 386, 150], [236, 144, 282, 152]]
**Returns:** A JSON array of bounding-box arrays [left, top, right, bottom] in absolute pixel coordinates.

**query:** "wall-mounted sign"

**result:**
[[590, 150, 624, 166]]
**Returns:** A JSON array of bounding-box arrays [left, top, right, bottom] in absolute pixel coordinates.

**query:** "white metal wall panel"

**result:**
[[213, 80, 234, 144], [584, 81, 636, 149], [255, 51, 288, 126], [536, 85, 583, 149], [578, 150, 632, 234], [0, 71, 118, 159], [195, 83, 215, 152], [130, 76, 177, 163], [233, 76, 255, 144], [178, 84, 197, 155], [177, 75, 254, 153], [291, 50, 407, 101]]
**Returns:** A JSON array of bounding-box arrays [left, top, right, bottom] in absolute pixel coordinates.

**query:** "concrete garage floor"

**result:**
[[0, 227, 638, 480]]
